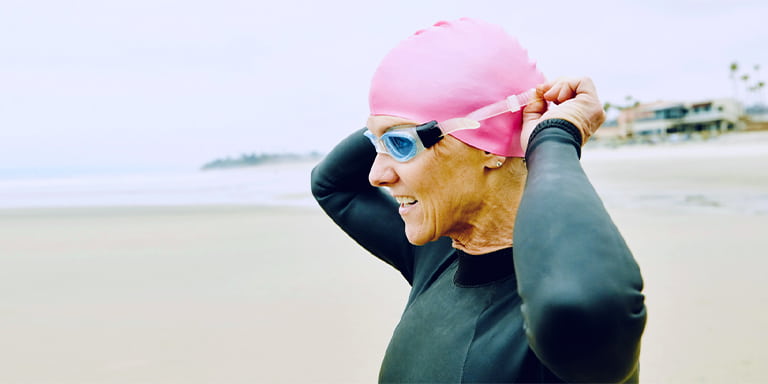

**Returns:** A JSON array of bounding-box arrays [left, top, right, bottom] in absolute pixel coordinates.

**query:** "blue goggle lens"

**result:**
[[364, 129, 419, 162], [363, 121, 441, 162], [383, 133, 417, 160]]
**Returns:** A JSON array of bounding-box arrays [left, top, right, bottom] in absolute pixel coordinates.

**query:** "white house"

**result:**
[[627, 98, 744, 138]]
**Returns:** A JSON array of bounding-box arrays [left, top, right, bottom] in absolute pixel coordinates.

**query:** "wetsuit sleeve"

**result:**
[[311, 128, 417, 282], [514, 119, 647, 383]]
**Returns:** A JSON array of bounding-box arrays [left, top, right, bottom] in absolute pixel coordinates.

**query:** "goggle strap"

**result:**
[[465, 88, 537, 122]]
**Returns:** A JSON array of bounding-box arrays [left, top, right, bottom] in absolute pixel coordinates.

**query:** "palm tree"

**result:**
[[754, 65, 764, 106], [730, 62, 740, 100], [756, 81, 766, 106], [741, 74, 751, 106]]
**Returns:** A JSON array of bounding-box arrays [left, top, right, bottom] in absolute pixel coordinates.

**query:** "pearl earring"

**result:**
[[496, 161, 503, 167]]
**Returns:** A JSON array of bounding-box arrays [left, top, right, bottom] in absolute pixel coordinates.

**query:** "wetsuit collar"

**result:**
[[454, 247, 516, 287]]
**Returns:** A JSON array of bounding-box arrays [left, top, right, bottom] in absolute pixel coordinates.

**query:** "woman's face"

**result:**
[[366, 115, 486, 245]]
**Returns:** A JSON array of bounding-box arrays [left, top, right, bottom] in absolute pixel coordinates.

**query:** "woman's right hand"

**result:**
[[520, 77, 606, 152]]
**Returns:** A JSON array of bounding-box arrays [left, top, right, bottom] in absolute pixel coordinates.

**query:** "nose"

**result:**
[[369, 154, 399, 187]]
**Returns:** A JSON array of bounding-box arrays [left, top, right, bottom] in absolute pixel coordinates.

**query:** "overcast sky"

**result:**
[[1, 0, 766, 174]]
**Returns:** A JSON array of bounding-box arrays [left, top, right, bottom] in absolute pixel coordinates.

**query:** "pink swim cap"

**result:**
[[369, 18, 545, 157]]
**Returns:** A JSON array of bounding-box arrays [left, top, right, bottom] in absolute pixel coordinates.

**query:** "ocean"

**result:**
[[0, 162, 318, 209], [2, 135, 767, 215]]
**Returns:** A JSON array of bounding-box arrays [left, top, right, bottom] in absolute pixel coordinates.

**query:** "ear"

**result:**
[[482, 151, 506, 169]]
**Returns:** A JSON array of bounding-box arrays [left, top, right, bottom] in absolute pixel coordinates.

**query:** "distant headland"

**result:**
[[201, 152, 324, 171]]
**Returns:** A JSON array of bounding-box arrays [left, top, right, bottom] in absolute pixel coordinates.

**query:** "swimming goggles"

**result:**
[[363, 88, 535, 162], [364, 121, 443, 162]]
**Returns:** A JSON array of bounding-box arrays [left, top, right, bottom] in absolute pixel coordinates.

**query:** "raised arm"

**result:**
[[514, 78, 647, 383], [311, 129, 417, 282]]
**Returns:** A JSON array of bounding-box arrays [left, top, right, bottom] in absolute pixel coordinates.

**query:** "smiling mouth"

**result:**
[[394, 196, 418, 207]]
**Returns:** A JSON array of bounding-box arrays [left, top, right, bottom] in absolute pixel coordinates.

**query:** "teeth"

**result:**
[[395, 196, 418, 205]]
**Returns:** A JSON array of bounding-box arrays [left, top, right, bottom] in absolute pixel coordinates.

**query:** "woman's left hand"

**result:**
[[520, 77, 606, 151]]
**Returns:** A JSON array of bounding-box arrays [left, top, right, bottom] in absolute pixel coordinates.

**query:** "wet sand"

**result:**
[[1, 131, 767, 383]]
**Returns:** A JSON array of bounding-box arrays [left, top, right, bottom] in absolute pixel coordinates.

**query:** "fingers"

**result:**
[[523, 86, 548, 116], [520, 76, 604, 151], [547, 81, 576, 104], [541, 77, 598, 104], [519, 85, 549, 152]]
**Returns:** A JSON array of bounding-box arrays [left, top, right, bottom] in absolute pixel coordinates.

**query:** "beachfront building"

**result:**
[[746, 104, 768, 121], [625, 98, 744, 140], [594, 98, 747, 142], [744, 104, 768, 131]]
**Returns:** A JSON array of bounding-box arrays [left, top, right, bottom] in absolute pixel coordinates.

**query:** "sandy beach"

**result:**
[[1, 131, 767, 383]]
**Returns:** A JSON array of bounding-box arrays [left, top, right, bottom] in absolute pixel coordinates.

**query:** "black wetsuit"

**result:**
[[311, 119, 647, 383]]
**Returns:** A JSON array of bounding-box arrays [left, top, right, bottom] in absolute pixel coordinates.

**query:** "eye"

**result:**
[[388, 136, 413, 155]]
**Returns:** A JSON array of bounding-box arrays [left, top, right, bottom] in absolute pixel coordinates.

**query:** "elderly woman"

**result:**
[[311, 18, 646, 383]]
